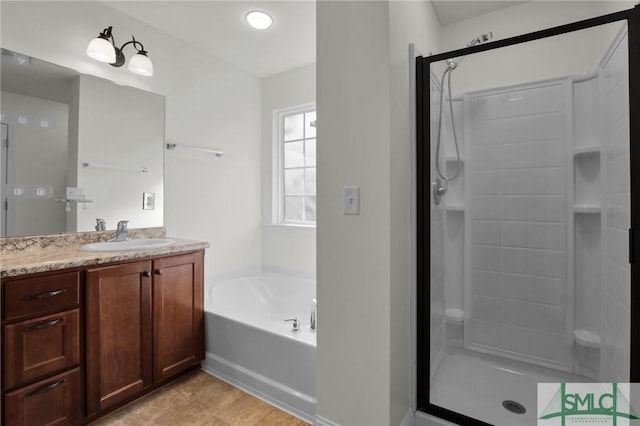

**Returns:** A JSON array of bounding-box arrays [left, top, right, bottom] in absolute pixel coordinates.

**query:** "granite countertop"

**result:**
[[0, 228, 209, 278]]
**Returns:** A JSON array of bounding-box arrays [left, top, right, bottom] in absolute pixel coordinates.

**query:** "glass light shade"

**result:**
[[128, 53, 153, 76], [245, 11, 273, 30], [86, 37, 116, 63]]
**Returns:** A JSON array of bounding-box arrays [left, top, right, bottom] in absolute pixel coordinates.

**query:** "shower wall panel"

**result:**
[[443, 99, 465, 314], [599, 30, 630, 382], [465, 80, 572, 369]]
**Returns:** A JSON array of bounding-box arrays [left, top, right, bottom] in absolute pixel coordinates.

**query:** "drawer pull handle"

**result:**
[[25, 379, 66, 398], [155, 269, 163, 275], [25, 288, 66, 300], [143, 271, 152, 277], [24, 318, 64, 332]]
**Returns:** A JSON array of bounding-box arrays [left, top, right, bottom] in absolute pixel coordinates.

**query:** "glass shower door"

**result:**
[[417, 10, 639, 425]]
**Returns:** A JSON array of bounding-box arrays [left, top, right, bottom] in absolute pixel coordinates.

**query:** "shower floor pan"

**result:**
[[430, 347, 589, 425]]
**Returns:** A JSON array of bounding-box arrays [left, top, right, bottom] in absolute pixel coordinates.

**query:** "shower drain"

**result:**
[[502, 400, 526, 414]]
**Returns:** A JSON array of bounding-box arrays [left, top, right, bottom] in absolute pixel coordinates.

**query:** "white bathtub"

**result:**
[[201, 273, 316, 422]]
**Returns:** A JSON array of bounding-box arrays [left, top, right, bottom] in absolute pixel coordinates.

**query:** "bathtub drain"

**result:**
[[502, 400, 526, 414]]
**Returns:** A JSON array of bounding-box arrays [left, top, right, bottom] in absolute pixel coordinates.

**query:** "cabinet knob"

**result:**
[[143, 271, 151, 278], [154, 269, 163, 275]]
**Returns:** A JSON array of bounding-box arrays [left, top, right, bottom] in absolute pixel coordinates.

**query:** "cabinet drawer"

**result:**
[[4, 271, 79, 321], [4, 309, 80, 390], [4, 368, 81, 426]]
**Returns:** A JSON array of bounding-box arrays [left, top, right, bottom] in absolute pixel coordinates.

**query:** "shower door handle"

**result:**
[[630, 228, 634, 264]]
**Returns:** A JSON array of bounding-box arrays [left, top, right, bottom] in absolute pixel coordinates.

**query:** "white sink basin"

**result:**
[[81, 238, 175, 252]]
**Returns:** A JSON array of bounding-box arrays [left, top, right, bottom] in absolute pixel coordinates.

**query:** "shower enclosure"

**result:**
[[416, 6, 640, 425]]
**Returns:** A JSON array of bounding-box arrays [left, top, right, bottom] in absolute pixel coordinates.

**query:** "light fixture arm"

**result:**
[[111, 35, 148, 68], [119, 37, 146, 54]]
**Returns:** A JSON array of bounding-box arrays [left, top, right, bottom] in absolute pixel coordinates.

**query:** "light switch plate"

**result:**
[[344, 186, 360, 215]]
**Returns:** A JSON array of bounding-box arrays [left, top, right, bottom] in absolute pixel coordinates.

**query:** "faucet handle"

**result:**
[[95, 218, 106, 231], [284, 318, 301, 332]]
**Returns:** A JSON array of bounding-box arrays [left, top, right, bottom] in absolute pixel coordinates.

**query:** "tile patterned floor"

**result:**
[[92, 370, 309, 426]]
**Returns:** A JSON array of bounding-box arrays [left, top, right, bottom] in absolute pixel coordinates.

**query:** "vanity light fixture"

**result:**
[[86, 26, 153, 76], [245, 11, 273, 30]]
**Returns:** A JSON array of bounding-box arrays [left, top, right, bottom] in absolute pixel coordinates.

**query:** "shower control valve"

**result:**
[[284, 318, 301, 333]]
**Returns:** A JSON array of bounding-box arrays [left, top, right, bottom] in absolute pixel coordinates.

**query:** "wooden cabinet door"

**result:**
[[152, 252, 204, 382], [4, 368, 81, 426], [86, 261, 153, 415]]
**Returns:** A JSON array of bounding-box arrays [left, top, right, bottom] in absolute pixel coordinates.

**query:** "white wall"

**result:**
[[1, 90, 68, 236], [389, 0, 441, 423], [317, 1, 392, 424], [1, 1, 262, 277], [315, 1, 441, 423], [437, 1, 635, 95], [261, 64, 316, 277]]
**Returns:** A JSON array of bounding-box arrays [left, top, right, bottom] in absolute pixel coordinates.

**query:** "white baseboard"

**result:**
[[201, 352, 315, 424], [314, 415, 342, 426], [400, 408, 414, 426], [414, 411, 458, 426], [314, 408, 415, 426]]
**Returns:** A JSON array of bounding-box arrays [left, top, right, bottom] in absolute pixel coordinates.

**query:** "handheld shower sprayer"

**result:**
[[433, 31, 493, 205]]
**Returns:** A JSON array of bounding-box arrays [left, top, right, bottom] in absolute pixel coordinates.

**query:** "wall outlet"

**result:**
[[143, 192, 155, 210]]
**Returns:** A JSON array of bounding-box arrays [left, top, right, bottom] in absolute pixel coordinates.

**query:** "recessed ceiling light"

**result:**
[[245, 11, 273, 30]]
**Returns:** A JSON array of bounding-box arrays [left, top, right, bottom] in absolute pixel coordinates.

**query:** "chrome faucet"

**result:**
[[285, 318, 301, 333], [95, 218, 106, 231], [310, 298, 317, 332], [110, 220, 129, 242]]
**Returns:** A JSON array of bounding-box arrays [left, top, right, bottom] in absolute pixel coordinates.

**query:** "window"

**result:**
[[275, 105, 316, 225]]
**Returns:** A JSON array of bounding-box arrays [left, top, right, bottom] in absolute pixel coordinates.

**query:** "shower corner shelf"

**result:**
[[445, 156, 465, 163], [573, 329, 601, 348], [573, 146, 600, 157], [574, 204, 601, 214], [446, 204, 464, 212]]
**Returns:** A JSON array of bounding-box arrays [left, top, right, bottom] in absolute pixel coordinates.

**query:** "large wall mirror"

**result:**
[[0, 49, 165, 237]]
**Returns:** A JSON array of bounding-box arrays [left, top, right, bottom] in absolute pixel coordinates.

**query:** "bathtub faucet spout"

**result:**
[[310, 298, 317, 332]]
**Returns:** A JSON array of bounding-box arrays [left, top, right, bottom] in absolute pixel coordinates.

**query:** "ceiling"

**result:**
[[103, 1, 316, 79], [103, 1, 526, 79], [431, 1, 527, 25]]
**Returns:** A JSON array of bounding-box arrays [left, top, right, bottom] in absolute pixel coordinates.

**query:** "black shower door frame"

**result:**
[[416, 5, 640, 425]]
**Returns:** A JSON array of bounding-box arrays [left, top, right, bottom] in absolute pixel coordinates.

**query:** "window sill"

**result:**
[[264, 224, 316, 232]]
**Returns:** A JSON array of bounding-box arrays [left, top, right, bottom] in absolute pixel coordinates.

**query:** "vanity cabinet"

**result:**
[[2, 271, 81, 426], [152, 253, 204, 383], [2, 249, 205, 426], [85, 260, 153, 415], [85, 251, 204, 417]]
